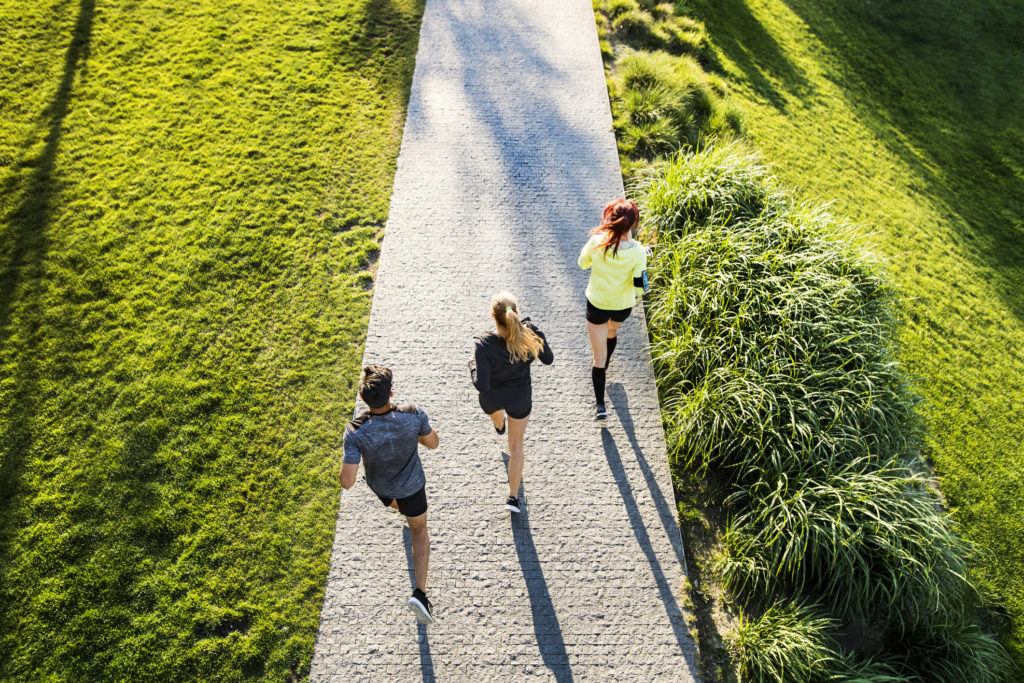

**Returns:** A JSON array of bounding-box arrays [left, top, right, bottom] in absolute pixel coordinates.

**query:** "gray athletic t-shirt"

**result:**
[[342, 404, 431, 499]]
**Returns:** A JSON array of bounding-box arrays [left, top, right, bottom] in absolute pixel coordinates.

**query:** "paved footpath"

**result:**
[[310, 0, 701, 680]]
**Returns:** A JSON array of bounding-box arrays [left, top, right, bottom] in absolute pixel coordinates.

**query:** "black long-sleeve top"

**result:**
[[472, 317, 554, 400]]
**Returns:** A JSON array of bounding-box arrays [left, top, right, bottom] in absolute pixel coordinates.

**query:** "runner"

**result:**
[[339, 365, 440, 624], [471, 292, 553, 513], [577, 198, 648, 420]]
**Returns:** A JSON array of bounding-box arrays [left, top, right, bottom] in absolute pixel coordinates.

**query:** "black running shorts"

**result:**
[[378, 486, 428, 517], [586, 299, 632, 325], [478, 393, 532, 420]]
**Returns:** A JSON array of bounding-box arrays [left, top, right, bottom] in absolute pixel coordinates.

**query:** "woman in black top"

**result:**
[[472, 291, 553, 513]]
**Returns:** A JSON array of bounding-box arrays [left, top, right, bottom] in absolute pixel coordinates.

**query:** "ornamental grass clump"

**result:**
[[606, 52, 741, 173], [636, 145, 1010, 678], [726, 600, 838, 682], [720, 463, 974, 633], [638, 161, 919, 480]]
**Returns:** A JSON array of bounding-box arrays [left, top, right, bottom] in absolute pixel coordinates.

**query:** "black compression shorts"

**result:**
[[478, 393, 532, 420], [586, 299, 632, 325], [377, 486, 428, 517]]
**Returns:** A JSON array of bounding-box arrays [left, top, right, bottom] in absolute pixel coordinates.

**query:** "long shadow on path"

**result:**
[[607, 383, 686, 569], [599, 427, 692, 655], [504, 454, 573, 682], [403, 526, 435, 682]]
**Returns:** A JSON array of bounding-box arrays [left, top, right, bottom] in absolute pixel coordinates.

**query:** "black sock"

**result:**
[[592, 366, 606, 405], [413, 587, 426, 599], [605, 336, 618, 368]]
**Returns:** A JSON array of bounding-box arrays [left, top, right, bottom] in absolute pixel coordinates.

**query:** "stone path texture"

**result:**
[[310, 0, 701, 680]]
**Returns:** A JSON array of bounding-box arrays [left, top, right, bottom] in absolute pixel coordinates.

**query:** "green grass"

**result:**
[[594, 0, 743, 178], [726, 601, 836, 682], [687, 0, 1024, 666], [637, 147, 1012, 680], [0, 0, 424, 678]]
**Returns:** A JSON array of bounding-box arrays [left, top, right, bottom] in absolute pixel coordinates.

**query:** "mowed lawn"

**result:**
[[690, 0, 1024, 665], [0, 0, 423, 679]]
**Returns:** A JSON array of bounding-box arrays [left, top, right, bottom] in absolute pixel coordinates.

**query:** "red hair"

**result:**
[[590, 199, 639, 257]]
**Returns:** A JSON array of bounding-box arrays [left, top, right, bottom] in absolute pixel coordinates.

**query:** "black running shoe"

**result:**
[[595, 403, 608, 420], [408, 589, 434, 624], [495, 416, 506, 435], [505, 496, 520, 513]]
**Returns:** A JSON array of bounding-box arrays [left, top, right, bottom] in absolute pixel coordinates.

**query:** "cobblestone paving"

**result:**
[[310, 0, 700, 679]]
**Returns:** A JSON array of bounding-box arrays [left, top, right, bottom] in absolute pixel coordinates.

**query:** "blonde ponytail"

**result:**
[[492, 291, 544, 363]]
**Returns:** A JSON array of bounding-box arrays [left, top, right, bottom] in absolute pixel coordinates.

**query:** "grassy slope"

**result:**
[[690, 0, 1024, 665], [0, 0, 423, 678]]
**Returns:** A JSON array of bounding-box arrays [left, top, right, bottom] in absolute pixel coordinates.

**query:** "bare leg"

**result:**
[[488, 409, 504, 431], [406, 512, 429, 592], [506, 415, 530, 497], [588, 321, 609, 368], [607, 319, 622, 339]]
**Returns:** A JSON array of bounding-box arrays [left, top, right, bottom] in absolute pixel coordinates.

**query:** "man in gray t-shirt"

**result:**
[[339, 365, 439, 625]]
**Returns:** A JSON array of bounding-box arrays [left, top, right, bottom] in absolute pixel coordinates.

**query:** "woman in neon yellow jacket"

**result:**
[[577, 199, 648, 420]]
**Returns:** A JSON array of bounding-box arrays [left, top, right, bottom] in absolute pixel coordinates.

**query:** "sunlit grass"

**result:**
[[687, 0, 1024, 667], [0, 0, 423, 678], [638, 147, 1010, 680]]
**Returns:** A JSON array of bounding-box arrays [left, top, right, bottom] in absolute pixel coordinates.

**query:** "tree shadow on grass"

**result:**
[[698, 0, 1024, 323], [690, 0, 814, 111], [0, 0, 96, 669], [780, 0, 1024, 322], [331, 0, 426, 103]]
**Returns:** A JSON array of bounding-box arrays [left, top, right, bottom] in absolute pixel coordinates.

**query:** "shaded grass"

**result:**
[[0, 0, 423, 678], [689, 0, 1024, 667]]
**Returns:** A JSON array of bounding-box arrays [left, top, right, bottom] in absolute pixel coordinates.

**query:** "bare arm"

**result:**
[[339, 462, 359, 489], [418, 429, 439, 450]]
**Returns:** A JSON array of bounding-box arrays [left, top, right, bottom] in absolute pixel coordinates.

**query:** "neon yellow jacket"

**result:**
[[577, 234, 648, 310]]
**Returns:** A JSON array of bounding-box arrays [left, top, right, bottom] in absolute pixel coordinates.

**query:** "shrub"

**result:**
[[635, 145, 1011, 675], [886, 621, 1014, 682], [720, 463, 974, 632], [604, 0, 640, 19], [621, 118, 681, 158], [639, 201, 919, 478], [633, 144, 781, 236], [609, 55, 740, 169], [612, 8, 656, 40], [620, 85, 680, 125], [618, 50, 678, 90], [726, 600, 838, 682]]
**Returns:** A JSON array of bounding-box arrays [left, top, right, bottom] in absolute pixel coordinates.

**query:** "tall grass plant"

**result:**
[[636, 146, 1010, 680]]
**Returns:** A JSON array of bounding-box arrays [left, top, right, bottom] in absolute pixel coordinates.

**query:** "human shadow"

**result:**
[[503, 453, 573, 682], [599, 428, 693, 657], [606, 382, 686, 569], [403, 526, 435, 683]]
